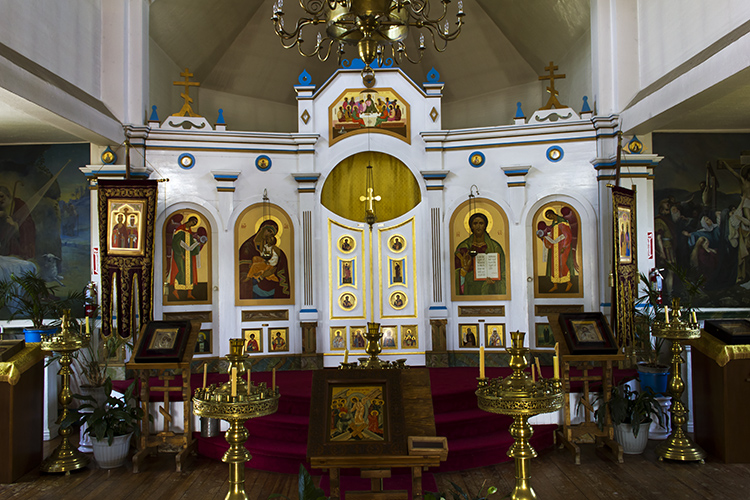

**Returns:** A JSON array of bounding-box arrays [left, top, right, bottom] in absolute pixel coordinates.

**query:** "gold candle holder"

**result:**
[[40, 311, 90, 473], [338, 322, 410, 370], [192, 339, 280, 500], [652, 300, 706, 464], [476, 331, 563, 500]]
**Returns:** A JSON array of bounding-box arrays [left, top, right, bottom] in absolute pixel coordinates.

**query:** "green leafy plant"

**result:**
[[0, 270, 83, 329], [269, 463, 329, 500], [75, 335, 130, 388], [593, 382, 664, 438], [62, 376, 149, 445], [425, 480, 498, 500], [634, 272, 667, 369]]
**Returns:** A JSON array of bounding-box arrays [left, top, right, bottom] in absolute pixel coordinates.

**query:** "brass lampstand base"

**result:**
[[223, 418, 251, 500], [655, 338, 706, 464], [508, 415, 538, 500], [40, 330, 90, 474]]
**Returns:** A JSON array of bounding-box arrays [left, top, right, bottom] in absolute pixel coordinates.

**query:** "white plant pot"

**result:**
[[91, 432, 133, 469], [614, 422, 650, 454]]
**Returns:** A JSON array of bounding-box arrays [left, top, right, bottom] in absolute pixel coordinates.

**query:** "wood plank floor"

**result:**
[[1, 436, 748, 499]]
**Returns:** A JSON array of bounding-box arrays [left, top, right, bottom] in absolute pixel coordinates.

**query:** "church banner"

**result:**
[[612, 185, 637, 352], [98, 179, 158, 340]]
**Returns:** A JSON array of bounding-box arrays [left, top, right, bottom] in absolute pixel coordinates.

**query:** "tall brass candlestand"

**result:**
[[193, 339, 279, 500], [476, 331, 562, 500], [653, 304, 706, 464], [40, 313, 90, 473]]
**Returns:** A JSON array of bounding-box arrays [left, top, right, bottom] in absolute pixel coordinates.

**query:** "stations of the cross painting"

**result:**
[[172, 68, 201, 117], [539, 61, 567, 110]]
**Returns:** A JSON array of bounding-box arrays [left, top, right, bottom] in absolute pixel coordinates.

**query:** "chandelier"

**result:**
[[271, 0, 465, 86]]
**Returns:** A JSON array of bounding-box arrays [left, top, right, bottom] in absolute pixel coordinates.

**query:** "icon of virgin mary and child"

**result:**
[[239, 219, 290, 300]]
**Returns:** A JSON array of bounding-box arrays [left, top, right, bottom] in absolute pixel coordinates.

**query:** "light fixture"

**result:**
[[271, 0, 465, 86], [468, 184, 479, 256], [261, 189, 273, 261]]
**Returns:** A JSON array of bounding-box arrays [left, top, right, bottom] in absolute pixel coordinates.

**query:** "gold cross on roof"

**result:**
[[539, 61, 566, 110], [172, 68, 201, 117]]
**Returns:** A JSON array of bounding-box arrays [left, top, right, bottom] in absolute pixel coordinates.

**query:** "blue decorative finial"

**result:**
[[581, 96, 591, 113], [217, 108, 225, 125], [149, 105, 159, 122], [426, 68, 441, 83], [298, 69, 312, 85], [515, 102, 525, 119]]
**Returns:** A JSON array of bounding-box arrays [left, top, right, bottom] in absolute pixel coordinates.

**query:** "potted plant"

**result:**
[[0, 270, 83, 342], [62, 376, 149, 468], [634, 272, 669, 394], [73, 335, 129, 406], [594, 381, 664, 454]]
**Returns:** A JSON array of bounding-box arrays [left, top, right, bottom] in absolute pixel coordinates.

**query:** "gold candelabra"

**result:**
[[339, 322, 408, 370], [653, 299, 706, 464], [476, 331, 563, 500], [192, 339, 280, 500], [40, 311, 90, 473]]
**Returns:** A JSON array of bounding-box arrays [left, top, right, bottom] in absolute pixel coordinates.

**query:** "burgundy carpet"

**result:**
[[115, 365, 636, 483]]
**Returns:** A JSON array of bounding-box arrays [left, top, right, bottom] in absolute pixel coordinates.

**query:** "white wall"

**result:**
[[0, 0, 102, 98], [638, 0, 750, 88]]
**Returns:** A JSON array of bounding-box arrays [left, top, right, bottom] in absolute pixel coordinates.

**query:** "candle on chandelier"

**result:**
[[272, 367, 276, 392], [231, 367, 237, 397], [535, 357, 543, 381], [691, 310, 697, 324], [553, 343, 560, 379], [247, 366, 251, 395], [479, 346, 485, 379], [202, 363, 207, 389], [85, 316, 90, 335], [344, 348, 349, 364], [664, 306, 670, 323]]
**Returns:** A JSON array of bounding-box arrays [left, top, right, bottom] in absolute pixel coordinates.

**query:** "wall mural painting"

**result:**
[[163, 210, 211, 304], [0, 144, 90, 320], [235, 203, 293, 305], [653, 132, 750, 308], [329, 88, 410, 146], [533, 202, 582, 298], [450, 199, 510, 301]]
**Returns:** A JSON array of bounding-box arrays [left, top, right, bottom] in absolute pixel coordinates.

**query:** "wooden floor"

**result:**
[[2, 436, 749, 499]]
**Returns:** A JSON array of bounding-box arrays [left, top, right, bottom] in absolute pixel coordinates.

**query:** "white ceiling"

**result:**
[[1, 0, 749, 145]]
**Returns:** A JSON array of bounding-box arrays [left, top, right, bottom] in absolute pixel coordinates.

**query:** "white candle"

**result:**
[[231, 367, 237, 397], [479, 346, 485, 379], [535, 357, 543, 380]]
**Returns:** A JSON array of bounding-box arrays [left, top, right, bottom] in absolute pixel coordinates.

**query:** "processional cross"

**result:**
[[360, 187, 381, 214], [172, 68, 201, 117], [539, 61, 566, 110]]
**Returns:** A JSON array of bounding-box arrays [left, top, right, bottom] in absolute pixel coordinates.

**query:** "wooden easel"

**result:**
[[126, 321, 200, 473], [547, 314, 625, 464]]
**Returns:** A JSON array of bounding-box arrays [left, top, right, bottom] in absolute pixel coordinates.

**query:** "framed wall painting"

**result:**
[[485, 324, 505, 348], [338, 234, 356, 254], [389, 291, 407, 310], [163, 209, 211, 305], [380, 326, 398, 349], [307, 369, 407, 457], [557, 313, 619, 355], [339, 292, 357, 311], [459, 323, 479, 348], [389, 234, 406, 253], [616, 206, 633, 264], [328, 87, 410, 146], [269, 327, 289, 352], [330, 327, 347, 351], [133, 320, 193, 363], [243, 328, 263, 354], [350, 326, 367, 350], [450, 198, 510, 301], [532, 202, 583, 298], [535, 323, 556, 348], [339, 258, 356, 287], [400, 325, 418, 349], [389, 258, 406, 286], [235, 203, 294, 306], [195, 329, 212, 354], [107, 198, 146, 256]]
